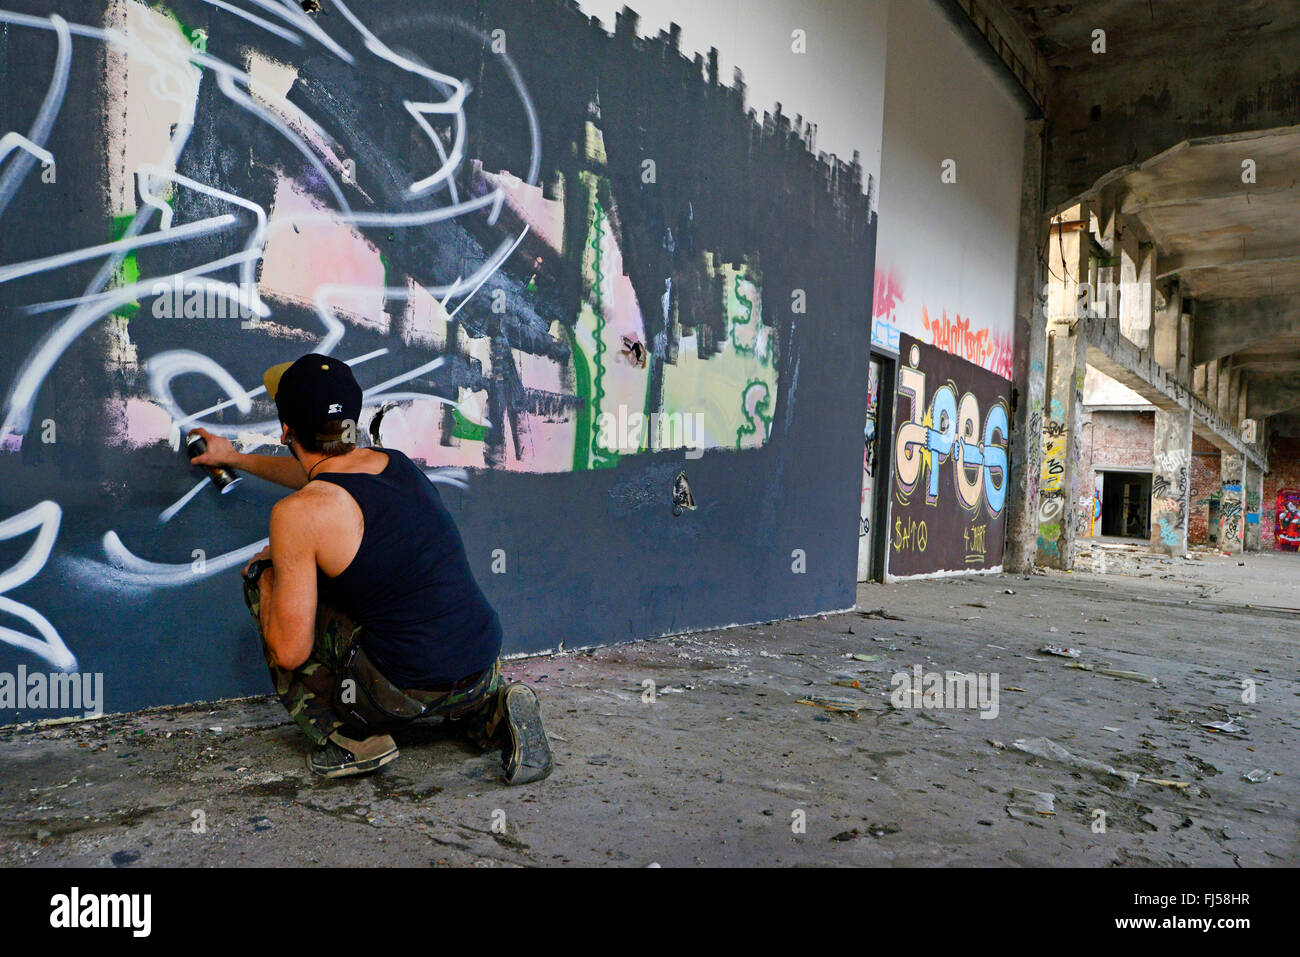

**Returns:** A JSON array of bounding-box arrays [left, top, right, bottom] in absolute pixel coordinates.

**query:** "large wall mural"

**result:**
[[0, 0, 879, 717], [889, 334, 1009, 577]]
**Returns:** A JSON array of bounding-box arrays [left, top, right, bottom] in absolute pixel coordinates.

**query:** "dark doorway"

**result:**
[[1100, 471, 1151, 539]]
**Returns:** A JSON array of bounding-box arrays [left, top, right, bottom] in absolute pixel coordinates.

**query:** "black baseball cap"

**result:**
[[263, 354, 362, 439]]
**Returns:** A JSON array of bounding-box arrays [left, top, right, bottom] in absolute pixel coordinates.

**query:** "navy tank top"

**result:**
[[313, 449, 502, 688]]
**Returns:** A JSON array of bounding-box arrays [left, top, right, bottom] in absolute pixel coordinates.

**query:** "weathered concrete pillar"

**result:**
[[1004, 119, 1047, 574], [1035, 202, 1089, 570], [1244, 460, 1264, 551], [1177, 312, 1192, 386], [1219, 452, 1246, 554], [1152, 285, 1179, 371], [1036, 327, 1086, 569], [1150, 409, 1192, 555]]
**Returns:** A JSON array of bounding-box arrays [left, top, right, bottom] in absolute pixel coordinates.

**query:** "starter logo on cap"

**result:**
[[328, 403, 343, 414]]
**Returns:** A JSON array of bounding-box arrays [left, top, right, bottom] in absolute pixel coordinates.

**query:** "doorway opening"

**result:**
[[1099, 470, 1151, 539], [858, 353, 895, 582]]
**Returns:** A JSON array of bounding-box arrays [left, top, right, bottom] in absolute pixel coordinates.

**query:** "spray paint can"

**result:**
[[186, 433, 242, 494]]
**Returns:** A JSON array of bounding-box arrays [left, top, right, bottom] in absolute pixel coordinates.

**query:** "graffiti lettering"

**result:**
[[894, 345, 1009, 517], [893, 516, 928, 553]]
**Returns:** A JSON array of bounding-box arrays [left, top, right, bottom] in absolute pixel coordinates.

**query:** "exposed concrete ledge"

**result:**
[[1081, 317, 1267, 469]]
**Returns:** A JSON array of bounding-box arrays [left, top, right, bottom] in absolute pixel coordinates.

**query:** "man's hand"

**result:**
[[244, 545, 272, 579], [189, 428, 238, 468]]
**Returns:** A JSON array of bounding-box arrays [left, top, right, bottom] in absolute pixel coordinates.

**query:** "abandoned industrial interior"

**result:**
[[0, 0, 1295, 905]]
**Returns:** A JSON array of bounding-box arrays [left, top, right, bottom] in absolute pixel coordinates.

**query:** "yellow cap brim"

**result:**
[[263, 362, 293, 401]]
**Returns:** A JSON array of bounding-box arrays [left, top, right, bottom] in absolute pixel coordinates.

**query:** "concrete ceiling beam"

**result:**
[[1191, 297, 1300, 365], [1247, 374, 1300, 419]]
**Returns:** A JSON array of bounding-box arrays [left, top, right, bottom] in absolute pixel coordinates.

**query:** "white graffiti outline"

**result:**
[[0, 3, 545, 659], [0, 501, 76, 671]]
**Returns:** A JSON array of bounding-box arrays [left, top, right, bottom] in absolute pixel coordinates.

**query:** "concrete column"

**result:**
[[1035, 201, 1089, 570], [1177, 312, 1192, 385], [1036, 328, 1087, 568], [1219, 452, 1246, 554], [1244, 460, 1264, 551], [1152, 280, 1179, 371], [1215, 361, 1230, 420], [1004, 119, 1047, 574], [1150, 409, 1193, 555]]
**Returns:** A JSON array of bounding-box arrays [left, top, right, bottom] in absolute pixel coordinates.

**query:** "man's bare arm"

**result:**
[[188, 428, 307, 490], [259, 497, 319, 670]]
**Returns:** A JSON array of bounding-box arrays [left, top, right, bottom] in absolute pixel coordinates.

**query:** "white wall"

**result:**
[[577, 0, 889, 190], [872, 0, 1026, 380]]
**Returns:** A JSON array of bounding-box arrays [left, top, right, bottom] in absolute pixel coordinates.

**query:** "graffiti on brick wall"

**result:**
[[1089, 471, 1103, 537], [891, 335, 1009, 575], [1277, 489, 1300, 551]]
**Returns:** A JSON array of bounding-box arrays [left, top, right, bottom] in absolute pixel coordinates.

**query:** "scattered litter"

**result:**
[[831, 678, 862, 690], [1006, 788, 1056, 823], [1010, 736, 1140, 787], [966, 602, 989, 609], [987, 643, 1005, 650], [798, 695, 863, 714], [987, 739, 1005, 750], [1096, 667, 1158, 685], [209, 726, 224, 732], [1202, 720, 1248, 736], [1003, 686, 1027, 692], [830, 823, 899, 841], [1102, 726, 1121, 733], [1141, 777, 1191, 789], [847, 653, 879, 662], [1242, 768, 1273, 783], [1041, 645, 1081, 659], [1065, 661, 1093, 671], [1004, 589, 1016, 595], [1049, 626, 1059, 633], [858, 608, 904, 621]]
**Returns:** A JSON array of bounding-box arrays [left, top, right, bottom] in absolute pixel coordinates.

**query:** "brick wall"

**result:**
[[1082, 410, 1154, 472], [1189, 436, 1220, 546], [1078, 410, 1153, 537], [1076, 410, 1300, 550], [1263, 436, 1300, 551]]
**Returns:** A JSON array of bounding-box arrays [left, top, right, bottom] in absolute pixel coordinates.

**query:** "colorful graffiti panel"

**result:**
[[1277, 489, 1300, 551], [890, 334, 1010, 576]]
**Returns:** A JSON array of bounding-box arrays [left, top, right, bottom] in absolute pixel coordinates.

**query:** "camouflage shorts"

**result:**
[[243, 577, 505, 748]]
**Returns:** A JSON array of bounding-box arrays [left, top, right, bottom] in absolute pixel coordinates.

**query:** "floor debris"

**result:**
[[1006, 788, 1056, 823], [1010, 736, 1141, 787]]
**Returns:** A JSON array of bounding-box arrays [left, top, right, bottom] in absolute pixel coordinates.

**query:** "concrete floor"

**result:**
[[2, 551, 1297, 867]]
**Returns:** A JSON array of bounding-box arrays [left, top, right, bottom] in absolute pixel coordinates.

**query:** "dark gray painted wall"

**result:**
[[0, 0, 877, 720]]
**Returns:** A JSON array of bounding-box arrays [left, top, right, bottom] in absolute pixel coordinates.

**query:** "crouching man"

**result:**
[[190, 353, 552, 783]]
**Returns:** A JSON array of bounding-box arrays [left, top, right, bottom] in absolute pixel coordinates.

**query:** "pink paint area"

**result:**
[[376, 399, 484, 470], [873, 265, 903, 322], [377, 395, 575, 475], [480, 166, 564, 255], [590, 210, 646, 347], [260, 175, 388, 329], [102, 397, 174, 448]]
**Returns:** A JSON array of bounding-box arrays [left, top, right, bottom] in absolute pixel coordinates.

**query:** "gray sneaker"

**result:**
[[308, 731, 399, 778], [500, 684, 553, 785]]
